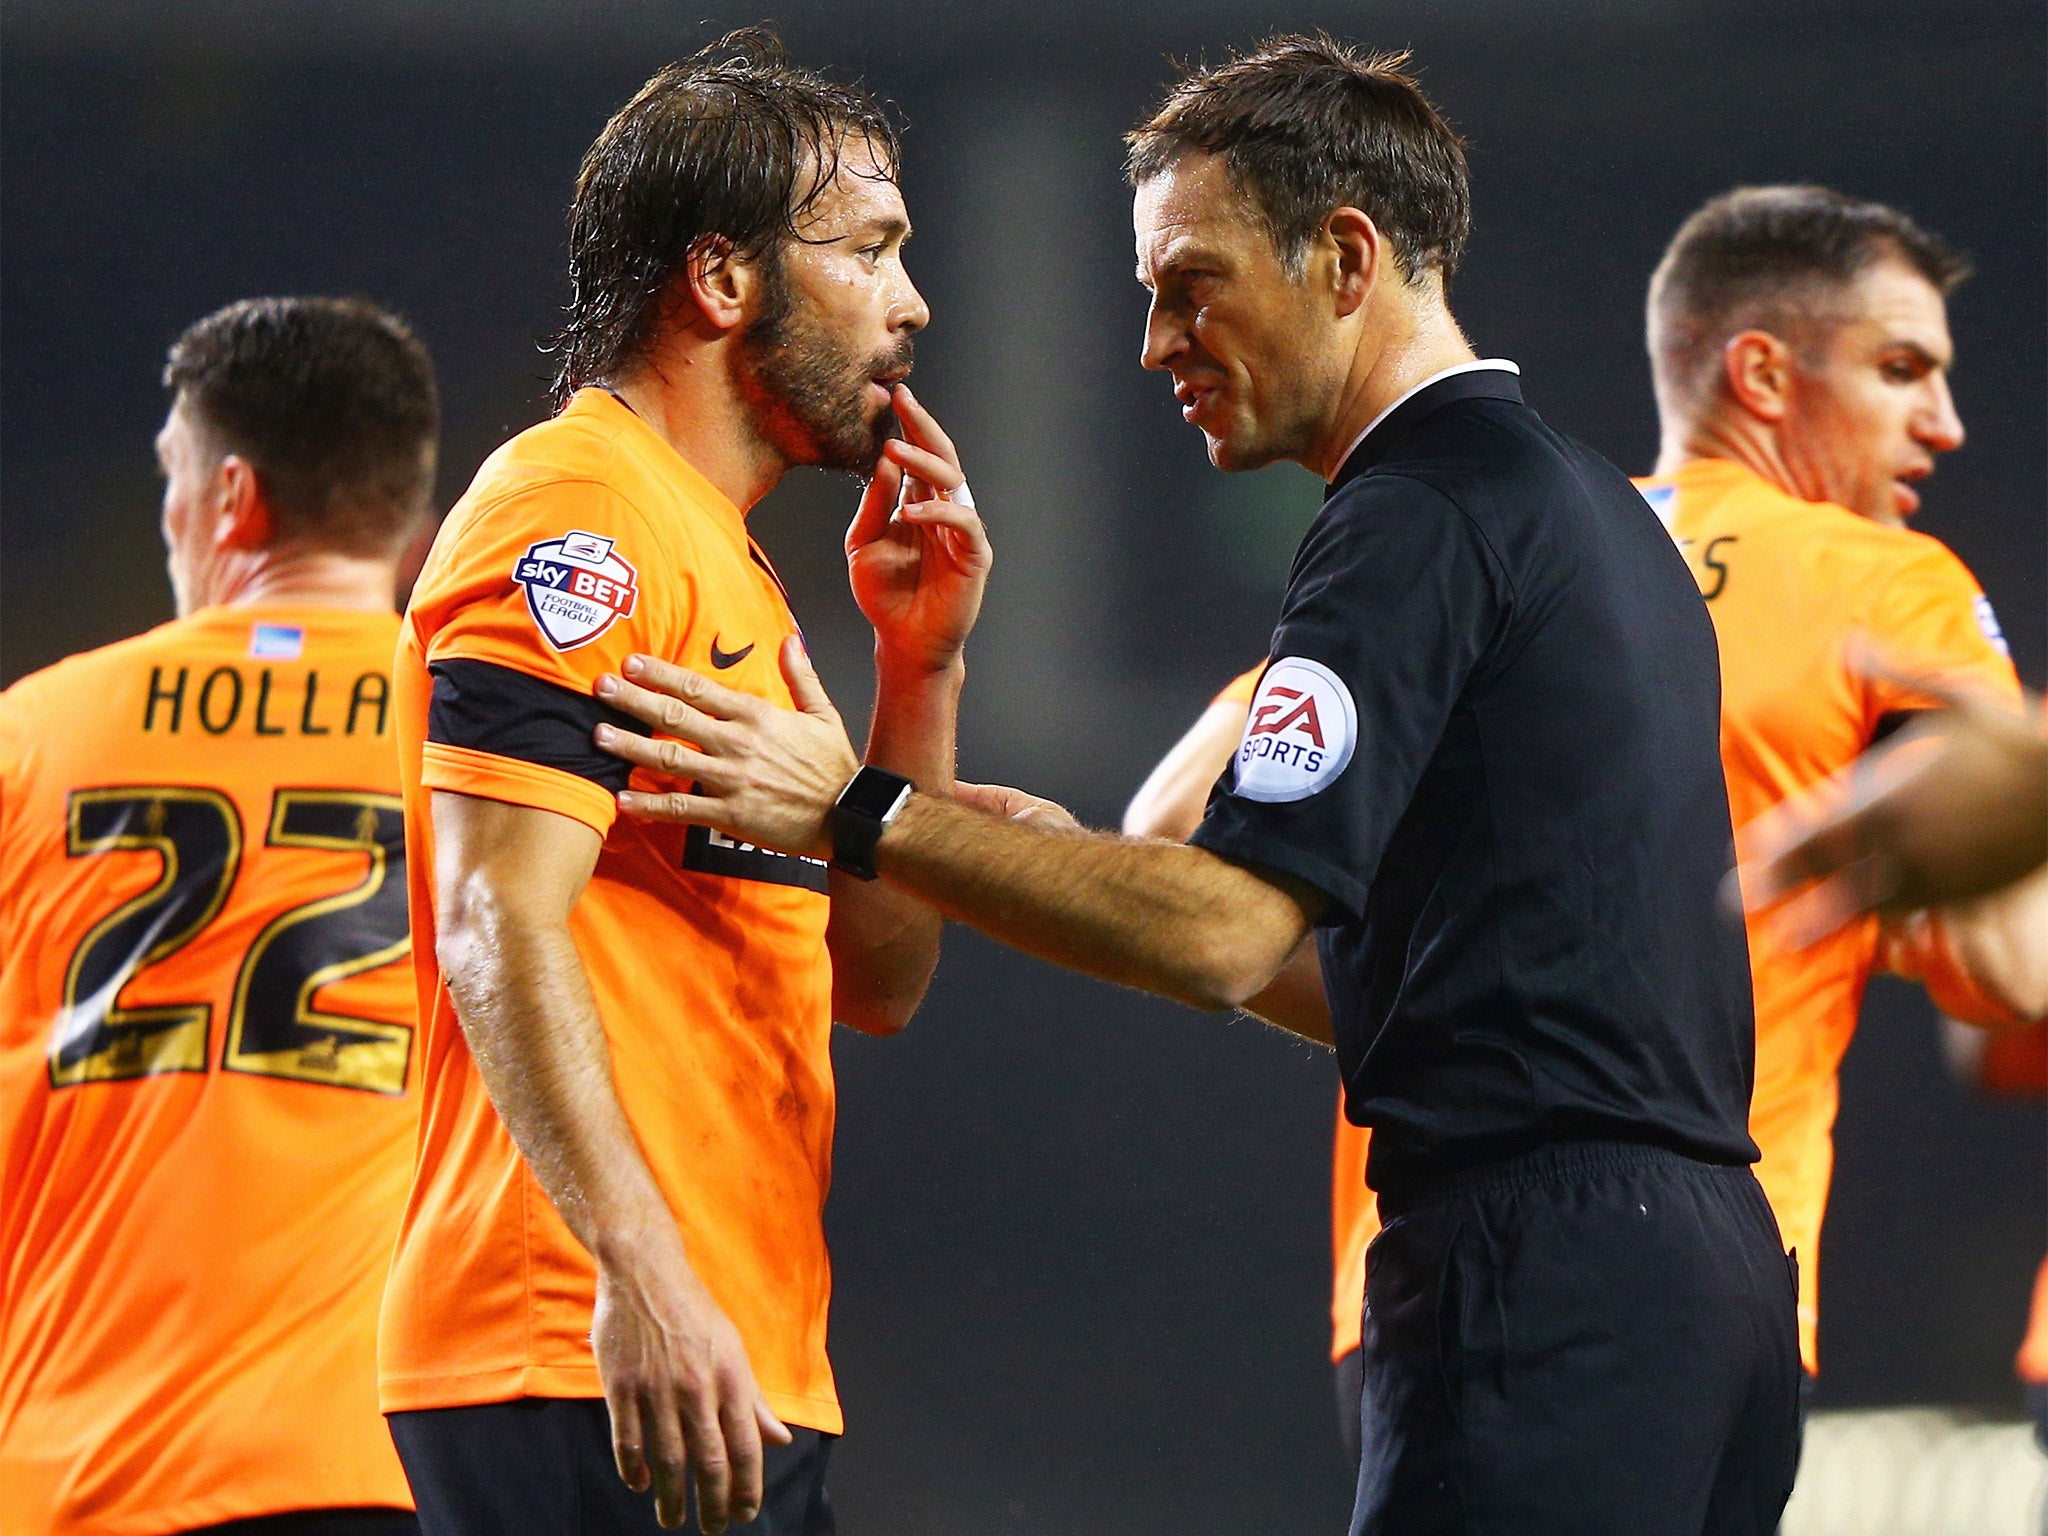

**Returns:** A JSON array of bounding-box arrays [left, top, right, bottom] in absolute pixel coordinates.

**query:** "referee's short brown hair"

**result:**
[[1125, 34, 1469, 284]]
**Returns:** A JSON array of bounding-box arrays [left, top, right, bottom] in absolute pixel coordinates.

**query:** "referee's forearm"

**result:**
[[876, 793, 1305, 1010]]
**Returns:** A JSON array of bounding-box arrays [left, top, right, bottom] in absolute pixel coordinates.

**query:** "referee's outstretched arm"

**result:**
[[593, 647, 1330, 1040]]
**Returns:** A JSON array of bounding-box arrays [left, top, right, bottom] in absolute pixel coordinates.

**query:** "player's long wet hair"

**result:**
[[549, 26, 902, 405], [1125, 34, 1470, 285]]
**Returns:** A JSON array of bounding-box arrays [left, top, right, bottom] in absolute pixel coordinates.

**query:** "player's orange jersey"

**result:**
[[1964, 1016, 2048, 1385], [381, 386, 841, 1432], [1634, 457, 2020, 1370], [1214, 667, 1384, 1363], [0, 607, 416, 1535], [1328, 1101, 1380, 1361]]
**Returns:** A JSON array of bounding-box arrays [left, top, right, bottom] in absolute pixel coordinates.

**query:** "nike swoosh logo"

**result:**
[[710, 637, 755, 669]]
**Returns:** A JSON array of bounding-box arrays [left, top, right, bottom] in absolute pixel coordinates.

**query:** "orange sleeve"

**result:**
[[415, 479, 691, 838], [1212, 663, 1268, 708], [1879, 911, 2028, 1027], [1861, 540, 2021, 725]]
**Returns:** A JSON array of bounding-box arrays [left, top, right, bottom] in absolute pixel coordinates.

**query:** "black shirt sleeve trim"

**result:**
[[428, 658, 652, 793], [1189, 803, 1371, 928]]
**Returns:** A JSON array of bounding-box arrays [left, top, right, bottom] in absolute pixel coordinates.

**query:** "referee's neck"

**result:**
[[1312, 305, 1476, 481]]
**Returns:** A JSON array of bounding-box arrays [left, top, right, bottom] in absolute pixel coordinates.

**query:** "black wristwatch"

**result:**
[[829, 766, 915, 880]]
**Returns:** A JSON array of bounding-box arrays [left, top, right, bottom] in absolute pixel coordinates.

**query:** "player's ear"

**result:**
[[213, 455, 272, 552], [1325, 207, 1380, 320], [1723, 331, 1794, 425], [683, 234, 751, 335]]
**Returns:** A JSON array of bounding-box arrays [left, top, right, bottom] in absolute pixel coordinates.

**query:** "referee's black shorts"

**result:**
[[388, 1397, 835, 1536], [1349, 1140, 1801, 1536]]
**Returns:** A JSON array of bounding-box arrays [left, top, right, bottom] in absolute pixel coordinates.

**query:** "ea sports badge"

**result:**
[[512, 530, 639, 651], [1234, 657, 1357, 802]]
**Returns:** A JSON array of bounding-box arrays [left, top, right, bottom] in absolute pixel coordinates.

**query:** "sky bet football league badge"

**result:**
[[512, 530, 639, 650]]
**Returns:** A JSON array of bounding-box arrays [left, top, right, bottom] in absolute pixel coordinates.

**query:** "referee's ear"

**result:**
[[1324, 205, 1384, 320]]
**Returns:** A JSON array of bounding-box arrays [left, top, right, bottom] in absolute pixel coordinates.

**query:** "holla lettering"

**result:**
[[140, 666, 392, 737]]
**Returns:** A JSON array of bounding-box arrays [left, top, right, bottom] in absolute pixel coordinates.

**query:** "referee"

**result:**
[[591, 36, 1802, 1534]]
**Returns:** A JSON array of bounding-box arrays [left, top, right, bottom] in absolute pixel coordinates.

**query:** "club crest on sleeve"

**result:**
[[512, 531, 639, 650], [1234, 657, 1357, 802], [1974, 594, 2010, 657]]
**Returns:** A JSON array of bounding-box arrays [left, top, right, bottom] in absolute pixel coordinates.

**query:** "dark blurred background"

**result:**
[[5, 2, 2043, 1530]]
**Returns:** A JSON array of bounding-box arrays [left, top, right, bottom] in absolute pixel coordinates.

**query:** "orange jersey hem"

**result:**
[[378, 1365, 844, 1436], [21, 1493, 414, 1536], [420, 738, 617, 837]]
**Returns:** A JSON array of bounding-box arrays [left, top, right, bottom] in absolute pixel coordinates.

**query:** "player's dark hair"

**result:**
[[164, 296, 439, 557], [1648, 185, 1971, 403], [550, 26, 902, 404], [1125, 34, 1469, 283]]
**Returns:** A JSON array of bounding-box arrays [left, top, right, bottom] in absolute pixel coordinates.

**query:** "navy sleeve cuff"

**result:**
[[427, 659, 652, 794]]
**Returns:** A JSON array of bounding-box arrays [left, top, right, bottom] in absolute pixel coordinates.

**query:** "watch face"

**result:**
[[840, 767, 913, 820]]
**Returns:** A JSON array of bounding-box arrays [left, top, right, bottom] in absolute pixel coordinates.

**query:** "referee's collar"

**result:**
[[1327, 359, 1523, 495]]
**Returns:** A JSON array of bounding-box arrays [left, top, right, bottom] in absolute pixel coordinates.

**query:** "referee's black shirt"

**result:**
[[1190, 365, 1759, 1198]]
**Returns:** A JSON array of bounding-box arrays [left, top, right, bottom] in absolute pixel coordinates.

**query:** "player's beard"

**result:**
[[736, 256, 910, 475]]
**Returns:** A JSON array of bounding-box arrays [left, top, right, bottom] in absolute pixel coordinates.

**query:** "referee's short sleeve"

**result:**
[[1189, 474, 1508, 922]]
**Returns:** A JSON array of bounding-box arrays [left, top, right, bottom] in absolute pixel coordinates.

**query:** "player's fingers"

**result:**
[[778, 637, 842, 725], [846, 456, 904, 554], [897, 499, 992, 566], [608, 1386, 651, 1492], [756, 1396, 794, 1446], [617, 787, 721, 825], [880, 438, 965, 492], [719, 1392, 767, 1528], [645, 1392, 691, 1528], [890, 383, 960, 466], [619, 654, 762, 725], [677, 1392, 733, 1535]]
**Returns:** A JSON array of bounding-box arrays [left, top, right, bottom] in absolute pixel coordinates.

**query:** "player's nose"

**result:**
[[1915, 372, 1965, 454], [891, 273, 930, 336]]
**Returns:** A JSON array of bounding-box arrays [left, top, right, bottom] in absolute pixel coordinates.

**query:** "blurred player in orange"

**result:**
[[1636, 185, 2046, 1390], [379, 31, 987, 1536], [0, 297, 440, 1535], [1123, 663, 1379, 1464]]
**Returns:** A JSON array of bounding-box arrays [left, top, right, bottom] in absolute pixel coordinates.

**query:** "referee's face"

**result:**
[[1134, 153, 1340, 472]]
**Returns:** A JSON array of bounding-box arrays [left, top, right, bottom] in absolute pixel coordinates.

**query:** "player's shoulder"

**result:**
[[1, 618, 189, 716], [1652, 460, 1977, 576], [430, 391, 718, 576]]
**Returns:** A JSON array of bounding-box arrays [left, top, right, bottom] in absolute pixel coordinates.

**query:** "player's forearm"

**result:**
[[874, 791, 1313, 1011], [436, 890, 679, 1265], [825, 650, 964, 1033]]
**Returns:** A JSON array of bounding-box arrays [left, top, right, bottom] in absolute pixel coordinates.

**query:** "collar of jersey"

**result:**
[[573, 386, 749, 539], [1327, 359, 1523, 494]]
